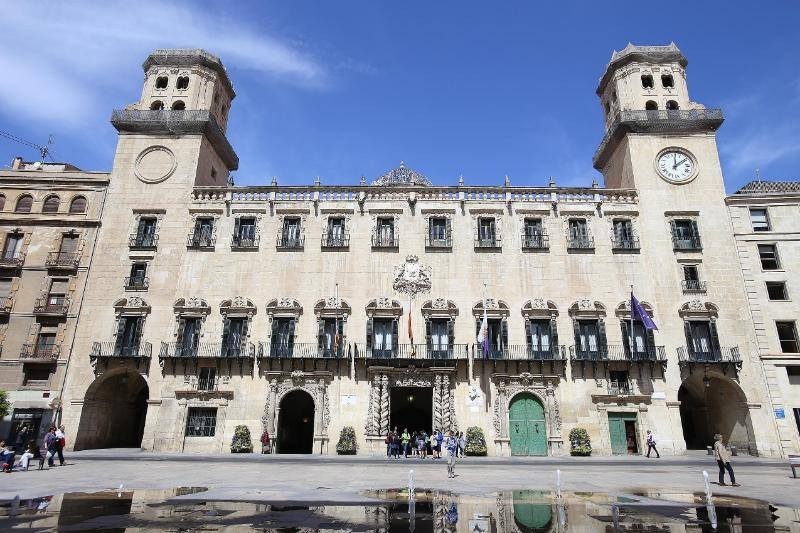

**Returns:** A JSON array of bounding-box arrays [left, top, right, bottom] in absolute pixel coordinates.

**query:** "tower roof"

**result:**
[[733, 180, 800, 195], [143, 48, 235, 98], [596, 43, 687, 95], [372, 162, 432, 186]]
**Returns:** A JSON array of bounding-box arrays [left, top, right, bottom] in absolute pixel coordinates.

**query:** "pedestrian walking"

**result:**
[[444, 431, 458, 478], [401, 428, 411, 458], [436, 429, 444, 459], [713, 433, 739, 486], [44, 426, 58, 468], [645, 430, 660, 458], [260, 429, 271, 454], [458, 432, 466, 458], [55, 425, 66, 466], [391, 431, 400, 459]]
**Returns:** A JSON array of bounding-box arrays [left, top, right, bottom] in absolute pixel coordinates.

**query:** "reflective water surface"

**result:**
[[0, 487, 797, 532]]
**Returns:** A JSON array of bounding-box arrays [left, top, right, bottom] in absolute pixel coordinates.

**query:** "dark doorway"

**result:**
[[391, 387, 433, 434], [277, 390, 315, 454], [75, 371, 148, 450], [624, 420, 639, 454]]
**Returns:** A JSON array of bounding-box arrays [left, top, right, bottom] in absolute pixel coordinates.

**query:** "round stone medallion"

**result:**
[[134, 145, 177, 184]]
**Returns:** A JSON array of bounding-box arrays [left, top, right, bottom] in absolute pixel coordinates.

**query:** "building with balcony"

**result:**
[[0, 159, 108, 445], [46, 45, 785, 458]]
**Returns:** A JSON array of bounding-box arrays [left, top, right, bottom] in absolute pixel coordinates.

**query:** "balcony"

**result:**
[[321, 233, 350, 249], [353, 343, 470, 360], [187, 233, 215, 249], [231, 234, 259, 250], [372, 233, 399, 249], [474, 236, 501, 250], [129, 233, 158, 250], [124, 276, 149, 291], [473, 344, 566, 361], [0, 296, 12, 314], [681, 279, 707, 293], [260, 342, 347, 359], [677, 346, 741, 366], [20, 344, 60, 360], [567, 235, 595, 251], [90, 341, 152, 359], [46, 251, 80, 269], [159, 341, 256, 359], [672, 234, 702, 251], [425, 234, 452, 250], [607, 381, 634, 396], [33, 296, 70, 316], [276, 233, 304, 250], [570, 344, 667, 363], [612, 237, 640, 251], [521, 233, 549, 251], [0, 253, 25, 269]]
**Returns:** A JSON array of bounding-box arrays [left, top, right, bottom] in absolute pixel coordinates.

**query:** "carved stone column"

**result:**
[[379, 374, 390, 436], [262, 378, 278, 434], [433, 374, 443, 430], [366, 375, 380, 436], [441, 374, 452, 432]]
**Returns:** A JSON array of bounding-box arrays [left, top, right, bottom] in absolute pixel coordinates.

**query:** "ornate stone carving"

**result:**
[[367, 375, 380, 435], [433, 374, 443, 430], [491, 376, 562, 445], [127, 296, 145, 308], [577, 298, 594, 310], [372, 162, 432, 187], [277, 297, 294, 308], [441, 374, 452, 432], [686, 299, 705, 311], [431, 298, 448, 310], [529, 298, 548, 310], [394, 376, 433, 388], [379, 374, 390, 436], [232, 295, 248, 308], [377, 297, 392, 309], [392, 255, 432, 297]]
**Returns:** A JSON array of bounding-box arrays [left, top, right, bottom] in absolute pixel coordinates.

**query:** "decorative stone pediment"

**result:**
[[569, 298, 606, 316], [492, 373, 562, 453], [393, 255, 432, 297], [264, 297, 300, 316], [679, 299, 718, 318], [372, 162, 431, 187], [172, 297, 211, 316], [421, 298, 458, 317], [219, 297, 257, 317], [615, 299, 654, 318], [113, 297, 151, 314], [366, 298, 403, 317], [522, 299, 558, 318], [314, 298, 351, 317], [472, 299, 510, 317]]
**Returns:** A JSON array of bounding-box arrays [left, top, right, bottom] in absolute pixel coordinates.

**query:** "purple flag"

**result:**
[[631, 292, 658, 330]]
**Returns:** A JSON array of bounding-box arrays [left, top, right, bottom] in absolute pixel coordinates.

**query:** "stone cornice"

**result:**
[[143, 48, 235, 98]]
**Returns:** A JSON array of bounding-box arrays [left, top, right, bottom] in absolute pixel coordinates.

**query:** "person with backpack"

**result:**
[[645, 429, 660, 458]]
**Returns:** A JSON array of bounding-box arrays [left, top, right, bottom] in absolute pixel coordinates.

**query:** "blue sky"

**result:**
[[1, 1, 798, 192]]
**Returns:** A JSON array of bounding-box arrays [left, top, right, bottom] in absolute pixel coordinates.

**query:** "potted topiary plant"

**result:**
[[336, 426, 357, 455], [569, 427, 592, 456], [465, 426, 487, 456], [230, 425, 253, 453]]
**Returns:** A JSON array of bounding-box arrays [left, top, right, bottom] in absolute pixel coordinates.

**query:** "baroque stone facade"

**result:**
[[0, 44, 793, 458]]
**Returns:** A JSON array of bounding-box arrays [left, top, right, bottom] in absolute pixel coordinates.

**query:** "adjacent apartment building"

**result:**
[[1, 44, 793, 457]]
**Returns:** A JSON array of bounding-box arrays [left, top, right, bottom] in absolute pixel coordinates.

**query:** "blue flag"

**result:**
[[631, 292, 658, 330]]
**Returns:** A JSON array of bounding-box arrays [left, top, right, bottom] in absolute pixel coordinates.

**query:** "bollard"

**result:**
[[706, 446, 713, 456]]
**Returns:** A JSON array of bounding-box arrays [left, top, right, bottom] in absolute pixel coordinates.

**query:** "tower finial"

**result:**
[[271, 176, 278, 186], [755, 168, 761, 180], [458, 174, 464, 186], [504, 174, 510, 187]]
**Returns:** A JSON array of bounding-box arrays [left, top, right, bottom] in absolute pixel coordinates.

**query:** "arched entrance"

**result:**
[[512, 490, 552, 532], [678, 373, 755, 452], [74, 370, 148, 450], [509, 393, 547, 456], [277, 390, 315, 454]]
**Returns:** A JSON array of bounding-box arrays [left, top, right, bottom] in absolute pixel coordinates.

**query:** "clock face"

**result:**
[[656, 149, 697, 183]]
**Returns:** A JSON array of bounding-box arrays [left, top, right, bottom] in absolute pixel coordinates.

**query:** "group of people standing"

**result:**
[[0, 424, 67, 472], [385, 427, 463, 478]]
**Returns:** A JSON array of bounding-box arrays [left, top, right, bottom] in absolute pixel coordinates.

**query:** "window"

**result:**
[[221, 316, 248, 357], [270, 317, 296, 357], [685, 320, 720, 360], [69, 196, 87, 214], [682, 265, 705, 292], [609, 370, 630, 395], [371, 318, 396, 358], [475, 318, 506, 358], [758, 244, 780, 270], [15, 195, 33, 213], [0, 194, 5, 211], [666, 100, 679, 110], [171, 100, 185, 110], [35, 330, 57, 358], [176, 76, 190, 90], [150, 101, 164, 110], [233, 217, 257, 248], [46, 278, 68, 312], [567, 219, 593, 249], [527, 318, 552, 355], [42, 195, 60, 213], [641, 74, 654, 89], [645, 100, 658, 111], [2, 233, 23, 259], [522, 218, 546, 249], [190, 218, 215, 248], [198, 367, 216, 391], [374, 217, 397, 247], [661, 74, 674, 88], [319, 317, 344, 357], [177, 317, 201, 357], [114, 316, 143, 356], [127, 262, 148, 289], [185, 407, 217, 437], [428, 318, 451, 356], [776, 321, 799, 353], [750, 208, 770, 231], [280, 217, 302, 248], [476, 217, 498, 247], [132, 217, 157, 248], [788, 366, 800, 386], [155, 76, 168, 89], [766, 281, 788, 301], [427, 217, 450, 248], [22, 363, 55, 387], [671, 219, 701, 250], [59, 234, 79, 254], [612, 219, 638, 249], [324, 217, 347, 247], [575, 319, 605, 357], [621, 318, 655, 359]]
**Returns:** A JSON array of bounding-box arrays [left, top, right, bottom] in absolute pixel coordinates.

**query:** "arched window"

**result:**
[[150, 101, 164, 111], [176, 76, 189, 90], [42, 195, 60, 213], [661, 74, 674, 88], [171, 100, 185, 111], [641, 74, 654, 89], [69, 196, 87, 214], [666, 100, 679, 110], [155, 76, 168, 89], [15, 194, 33, 213], [645, 100, 658, 111], [0, 194, 5, 211]]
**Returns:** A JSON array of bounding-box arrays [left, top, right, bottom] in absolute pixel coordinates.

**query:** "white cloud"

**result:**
[[0, 0, 328, 128], [721, 127, 800, 173]]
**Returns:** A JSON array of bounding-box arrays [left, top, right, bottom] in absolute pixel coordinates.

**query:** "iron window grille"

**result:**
[[185, 407, 217, 437]]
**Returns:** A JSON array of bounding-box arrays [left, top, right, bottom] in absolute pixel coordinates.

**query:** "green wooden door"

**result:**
[[608, 412, 636, 455], [512, 491, 552, 531], [509, 394, 547, 456]]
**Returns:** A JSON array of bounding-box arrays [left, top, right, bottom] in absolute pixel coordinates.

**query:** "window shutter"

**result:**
[[669, 219, 677, 239], [475, 318, 481, 340], [445, 218, 452, 242], [620, 321, 631, 357], [501, 319, 508, 350], [366, 318, 373, 351], [683, 321, 693, 355], [269, 318, 279, 346], [287, 319, 295, 350], [221, 318, 231, 356], [425, 318, 431, 348], [645, 328, 656, 356], [691, 220, 700, 245], [233, 218, 241, 241], [525, 319, 532, 348], [709, 321, 721, 356], [447, 319, 455, 349], [317, 319, 325, 350], [598, 319, 607, 356], [549, 318, 559, 356], [572, 319, 581, 348], [113, 318, 126, 354], [133, 317, 144, 354], [392, 319, 399, 353], [176, 318, 187, 352]]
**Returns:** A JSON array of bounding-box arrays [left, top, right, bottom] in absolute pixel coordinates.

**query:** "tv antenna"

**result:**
[[0, 130, 56, 163]]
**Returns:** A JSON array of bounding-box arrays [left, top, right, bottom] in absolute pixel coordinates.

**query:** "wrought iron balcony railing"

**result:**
[[681, 279, 707, 293], [276, 233, 304, 249], [46, 251, 80, 269], [0, 296, 12, 313], [259, 342, 347, 359], [607, 381, 634, 396], [570, 344, 667, 362], [124, 276, 149, 290], [677, 346, 741, 364], [20, 343, 60, 360], [196, 377, 218, 391], [159, 341, 256, 359], [612, 237, 640, 251], [353, 343, 470, 360], [91, 341, 152, 358], [187, 232, 216, 249], [473, 344, 566, 361], [521, 233, 549, 250], [0, 253, 25, 268], [231, 233, 259, 249], [321, 233, 350, 249], [567, 236, 595, 250], [672, 234, 702, 251], [474, 237, 501, 249], [129, 233, 158, 249], [372, 233, 399, 248], [425, 234, 452, 249], [33, 296, 70, 316]]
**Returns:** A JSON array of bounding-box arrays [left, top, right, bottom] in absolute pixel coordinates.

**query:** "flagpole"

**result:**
[[630, 284, 635, 359]]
